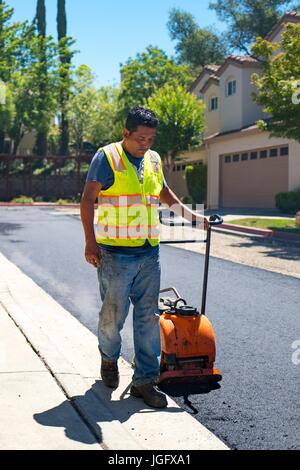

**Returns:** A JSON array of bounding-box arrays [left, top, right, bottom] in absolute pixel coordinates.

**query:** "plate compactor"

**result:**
[[159, 214, 223, 384]]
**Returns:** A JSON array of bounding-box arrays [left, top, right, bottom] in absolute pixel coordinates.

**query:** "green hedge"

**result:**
[[275, 188, 300, 214], [185, 164, 207, 205]]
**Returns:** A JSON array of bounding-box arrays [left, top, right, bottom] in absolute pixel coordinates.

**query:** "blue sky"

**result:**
[[8, 0, 226, 87]]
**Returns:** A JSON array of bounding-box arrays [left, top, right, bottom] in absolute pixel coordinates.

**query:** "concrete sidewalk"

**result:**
[[0, 251, 228, 451]]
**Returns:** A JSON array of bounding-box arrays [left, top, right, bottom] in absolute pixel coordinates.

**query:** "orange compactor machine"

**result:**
[[159, 214, 223, 384]]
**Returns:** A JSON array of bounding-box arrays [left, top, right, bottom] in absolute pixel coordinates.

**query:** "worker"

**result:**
[[80, 107, 208, 408]]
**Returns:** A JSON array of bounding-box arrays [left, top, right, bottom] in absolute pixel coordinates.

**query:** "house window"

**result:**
[[233, 154, 239, 162], [270, 148, 278, 157], [210, 96, 218, 111], [225, 155, 231, 163], [227, 80, 237, 96], [241, 153, 248, 161], [250, 152, 258, 160], [260, 150, 268, 159], [280, 146, 289, 156]]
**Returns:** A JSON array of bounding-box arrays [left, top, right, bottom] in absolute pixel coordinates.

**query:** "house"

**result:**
[[172, 11, 300, 209]]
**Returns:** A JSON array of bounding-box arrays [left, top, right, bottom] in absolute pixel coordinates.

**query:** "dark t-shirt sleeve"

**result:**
[[86, 149, 115, 190]]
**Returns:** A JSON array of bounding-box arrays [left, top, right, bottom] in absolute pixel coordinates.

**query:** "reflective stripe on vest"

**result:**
[[97, 225, 161, 240], [98, 194, 160, 207], [102, 143, 126, 172]]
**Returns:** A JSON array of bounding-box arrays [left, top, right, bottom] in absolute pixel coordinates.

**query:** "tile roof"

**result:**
[[205, 64, 221, 72], [265, 11, 300, 40], [224, 55, 260, 65]]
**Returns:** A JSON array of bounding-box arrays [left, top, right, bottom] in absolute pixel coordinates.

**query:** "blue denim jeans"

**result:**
[[97, 247, 161, 386]]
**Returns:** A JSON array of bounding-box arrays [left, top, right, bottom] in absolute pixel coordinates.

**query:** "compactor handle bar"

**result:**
[[159, 214, 223, 315], [159, 212, 223, 228]]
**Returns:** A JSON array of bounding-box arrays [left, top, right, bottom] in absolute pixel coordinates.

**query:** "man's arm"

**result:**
[[80, 181, 102, 268], [159, 186, 209, 229]]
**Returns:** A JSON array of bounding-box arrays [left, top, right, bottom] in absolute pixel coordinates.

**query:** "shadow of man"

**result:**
[[33, 380, 181, 447]]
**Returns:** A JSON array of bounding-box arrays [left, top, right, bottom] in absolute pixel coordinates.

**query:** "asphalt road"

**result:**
[[0, 207, 299, 450]]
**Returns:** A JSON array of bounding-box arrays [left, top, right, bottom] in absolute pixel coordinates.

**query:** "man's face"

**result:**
[[123, 126, 157, 157]]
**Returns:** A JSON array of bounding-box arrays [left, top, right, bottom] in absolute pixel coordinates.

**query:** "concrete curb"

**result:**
[[0, 203, 81, 208], [0, 251, 229, 451], [220, 223, 300, 242]]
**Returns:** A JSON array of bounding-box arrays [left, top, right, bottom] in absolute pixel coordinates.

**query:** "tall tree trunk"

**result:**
[[57, 0, 69, 156], [35, 0, 48, 156], [0, 1, 6, 153]]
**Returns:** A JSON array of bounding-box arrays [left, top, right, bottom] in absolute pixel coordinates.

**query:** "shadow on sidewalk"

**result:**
[[33, 380, 181, 446]]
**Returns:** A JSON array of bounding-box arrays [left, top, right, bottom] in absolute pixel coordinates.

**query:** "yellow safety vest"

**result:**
[[96, 142, 163, 247]]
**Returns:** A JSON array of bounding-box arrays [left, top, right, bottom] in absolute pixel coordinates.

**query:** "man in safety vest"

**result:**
[[80, 107, 208, 409]]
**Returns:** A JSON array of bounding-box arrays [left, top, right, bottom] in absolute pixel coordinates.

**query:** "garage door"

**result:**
[[220, 146, 289, 208]]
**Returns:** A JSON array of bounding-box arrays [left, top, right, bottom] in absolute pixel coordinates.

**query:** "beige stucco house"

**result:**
[[3, 131, 36, 156], [173, 11, 300, 209]]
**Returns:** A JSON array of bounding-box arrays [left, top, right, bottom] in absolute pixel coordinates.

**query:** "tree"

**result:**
[[0, 0, 21, 152], [118, 46, 192, 120], [34, 0, 48, 155], [0, 83, 14, 148], [88, 86, 120, 148], [148, 84, 205, 183], [68, 65, 98, 155], [251, 23, 300, 142], [209, 0, 298, 54], [8, 24, 57, 155], [57, 0, 74, 155], [36, 0, 46, 37], [167, 8, 228, 71]]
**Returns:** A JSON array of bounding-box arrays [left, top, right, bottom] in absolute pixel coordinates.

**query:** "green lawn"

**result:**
[[226, 218, 300, 233]]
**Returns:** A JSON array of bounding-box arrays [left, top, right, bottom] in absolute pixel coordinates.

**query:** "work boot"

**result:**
[[130, 383, 167, 409], [101, 360, 119, 389]]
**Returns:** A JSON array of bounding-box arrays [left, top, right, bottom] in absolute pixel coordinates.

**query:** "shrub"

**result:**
[[275, 189, 300, 214], [11, 196, 34, 204], [185, 164, 207, 205], [181, 195, 193, 205]]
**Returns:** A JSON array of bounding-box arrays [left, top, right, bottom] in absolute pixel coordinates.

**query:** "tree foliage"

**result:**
[[88, 86, 120, 147], [68, 65, 98, 155], [0, 0, 76, 156], [148, 84, 205, 182], [252, 23, 300, 142], [0, 0, 22, 151], [118, 46, 192, 119], [167, 8, 228, 71], [57, 0, 67, 40], [10, 24, 58, 155], [57, 0, 74, 155], [209, 0, 298, 54]]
